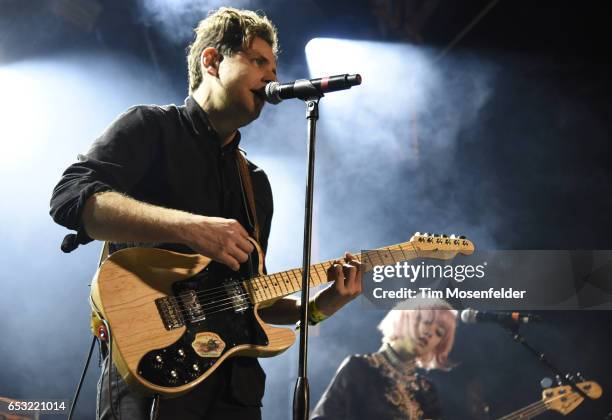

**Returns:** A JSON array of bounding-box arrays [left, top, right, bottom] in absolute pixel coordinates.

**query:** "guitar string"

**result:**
[[166, 263, 331, 303], [497, 400, 545, 420], [153, 238, 433, 309], [157, 250, 380, 317], [154, 245, 417, 319], [162, 241, 423, 309], [497, 390, 587, 420], [161, 243, 427, 319], [519, 393, 577, 418], [161, 257, 344, 305], [504, 390, 588, 419], [159, 242, 445, 319], [161, 263, 333, 316]]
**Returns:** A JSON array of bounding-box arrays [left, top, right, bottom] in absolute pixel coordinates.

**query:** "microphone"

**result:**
[[264, 74, 362, 104], [460, 308, 541, 325]]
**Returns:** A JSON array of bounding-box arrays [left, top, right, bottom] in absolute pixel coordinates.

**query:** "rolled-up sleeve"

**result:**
[[49, 106, 160, 252]]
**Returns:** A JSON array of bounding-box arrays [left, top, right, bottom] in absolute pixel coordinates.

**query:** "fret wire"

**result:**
[[405, 241, 420, 260], [379, 248, 388, 265], [257, 275, 272, 300], [276, 272, 288, 295], [293, 269, 306, 291], [274, 272, 285, 296], [249, 239, 440, 304], [362, 251, 374, 269], [397, 242, 410, 261], [268, 273, 278, 293], [286, 269, 300, 293], [366, 250, 376, 266], [310, 264, 324, 284], [317, 263, 329, 284], [290, 270, 299, 293], [280, 270, 295, 294], [312, 264, 325, 285], [307, 266, 319, 284], [375, 249, 385, 265], [248, 277, 263, 303], [242, 281, 254, 303], [382, 245, 394, 263], [386, 246, 394, 262], [250, 276, 262, 303]]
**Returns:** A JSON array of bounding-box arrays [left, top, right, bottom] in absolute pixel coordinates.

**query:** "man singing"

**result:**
[[50, 7, 361, 419]]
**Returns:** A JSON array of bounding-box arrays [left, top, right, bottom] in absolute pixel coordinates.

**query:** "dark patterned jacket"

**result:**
[[311, 347, 441, 420]]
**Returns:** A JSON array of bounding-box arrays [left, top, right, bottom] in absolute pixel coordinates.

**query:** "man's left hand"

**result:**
[[313, 252, 362, 317]]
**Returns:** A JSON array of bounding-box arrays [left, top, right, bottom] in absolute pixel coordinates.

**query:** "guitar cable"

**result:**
[[104, 319, 120, 420], [103, 318, 162, 420], [67, 336, 97, 420], [70, 158, 258, 420], [68, 243, 116, 420]]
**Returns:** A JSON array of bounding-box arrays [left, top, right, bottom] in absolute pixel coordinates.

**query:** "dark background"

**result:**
[[1, 0, 611, 419]]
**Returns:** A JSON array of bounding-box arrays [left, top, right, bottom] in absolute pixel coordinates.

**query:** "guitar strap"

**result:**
[[99, 240, 110, 262], [235, 149, 261, 244]]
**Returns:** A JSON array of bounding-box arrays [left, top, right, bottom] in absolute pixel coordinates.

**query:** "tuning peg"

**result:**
[[442, 234, 448, 238], [433, 234, 441, 237], [415, 232, 421, 236], [577, 372, 585, 381], [555, 375, 563, 386], [540, 377, 553, 389], [423, 232, 429, 237], [459, 235, 466, 239], [450, 234, 456, 239]]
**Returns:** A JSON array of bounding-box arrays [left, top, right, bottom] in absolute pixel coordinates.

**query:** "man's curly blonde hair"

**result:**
[[186, 7, 278, 94]]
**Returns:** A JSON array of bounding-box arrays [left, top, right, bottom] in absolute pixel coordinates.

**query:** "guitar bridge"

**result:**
[[155, 296, 185, 330]]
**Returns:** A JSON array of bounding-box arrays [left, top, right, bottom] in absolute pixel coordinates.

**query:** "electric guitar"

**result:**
[[498, 380, 602, 419], [90, 232, 474, 397]]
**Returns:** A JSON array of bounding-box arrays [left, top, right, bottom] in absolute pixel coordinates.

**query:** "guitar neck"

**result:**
[[498, 400, 547, 420], [244, 241, 420, 305]]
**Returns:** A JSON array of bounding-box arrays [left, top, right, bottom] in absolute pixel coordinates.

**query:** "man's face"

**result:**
[[216, 36, 277, 125]]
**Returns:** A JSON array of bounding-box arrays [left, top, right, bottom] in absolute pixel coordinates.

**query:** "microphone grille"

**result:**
[[264, 82, 282, 104], [460, 308, 477, 324]]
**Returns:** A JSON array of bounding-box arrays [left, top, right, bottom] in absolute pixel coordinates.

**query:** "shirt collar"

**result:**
[[379, 343, 417, 375], [184, 95, 241, 152]]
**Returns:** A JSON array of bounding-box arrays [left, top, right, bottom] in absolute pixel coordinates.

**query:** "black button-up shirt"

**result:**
[[49, 96, 273, 406], [50, 96, 273, 255]]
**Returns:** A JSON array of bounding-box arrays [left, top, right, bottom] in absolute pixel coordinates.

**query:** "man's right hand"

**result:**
[[182, 215, 254, 271], [82, 192, 254, 271]]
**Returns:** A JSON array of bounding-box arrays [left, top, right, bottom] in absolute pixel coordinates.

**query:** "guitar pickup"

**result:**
[[155, 296, 185, 330], [224, 280, 249, 313], [179, 290, 207, 323]]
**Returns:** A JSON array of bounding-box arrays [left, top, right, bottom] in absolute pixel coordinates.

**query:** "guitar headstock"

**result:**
[[544, 381, 602, 415], [408, 232, 475, 259]]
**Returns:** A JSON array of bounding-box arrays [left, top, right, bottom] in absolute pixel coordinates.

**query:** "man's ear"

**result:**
[[201, 47, 222, 77]]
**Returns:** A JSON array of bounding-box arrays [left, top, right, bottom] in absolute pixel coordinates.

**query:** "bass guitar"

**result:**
[[498, 380, 602, 419]]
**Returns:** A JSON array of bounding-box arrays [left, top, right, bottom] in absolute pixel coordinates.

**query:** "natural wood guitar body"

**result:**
[[91, 246, 295, 397], [90, 233, 474, 397]]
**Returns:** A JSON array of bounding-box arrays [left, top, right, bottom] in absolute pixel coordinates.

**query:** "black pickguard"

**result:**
[[138, 256, 268, 388]]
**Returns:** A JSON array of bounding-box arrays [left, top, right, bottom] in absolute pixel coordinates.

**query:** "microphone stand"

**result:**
[[293, 82, 323, 420], [501, 322, 597, 411]]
